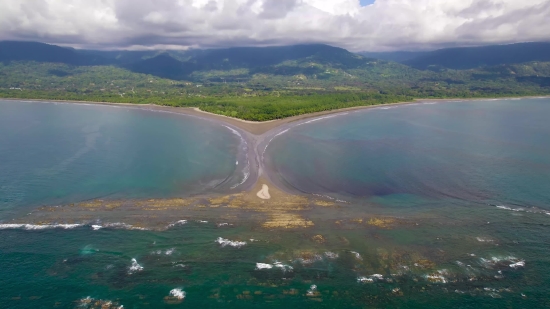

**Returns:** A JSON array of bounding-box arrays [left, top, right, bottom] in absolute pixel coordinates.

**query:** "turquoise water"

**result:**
[[266, 98, 550, 211], [1, 99, 550, 308], [0, 101, 244, 219]]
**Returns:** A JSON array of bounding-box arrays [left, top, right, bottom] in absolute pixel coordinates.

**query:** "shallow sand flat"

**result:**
[[256, 184, 271, 200]]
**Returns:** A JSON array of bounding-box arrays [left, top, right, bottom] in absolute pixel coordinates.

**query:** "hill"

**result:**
[[1, 40, 550, 121], [126, 53, 197, 80], [358, 51, 428, 63], [402, 42, 550, 70], [0, 41, 110, 65], [123, 44, 372, 80]]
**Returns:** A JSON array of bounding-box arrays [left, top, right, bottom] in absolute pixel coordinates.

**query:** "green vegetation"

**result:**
[[1, 41, 549, 121]]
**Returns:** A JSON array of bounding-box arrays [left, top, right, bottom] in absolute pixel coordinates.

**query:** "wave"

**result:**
[[0, 223, 81, 230], [152, 248, 176, 255], [262, 113, 348, 160], [169, 288, 186, 300], [262, 128, 290, 157], [479, 256, 525, 269], [494, 205, 550, 216], [102, 222, 149, 231], [301, 114, 345, 125], [255, 262, 293, 272], [351, 251, 362, 260], [312, 193, 348, 203], [216, 237, 246, 248], [306, 285, 318, 296], [167, 220, 188, 228], [222, 125, 251, 190], [128, 258, 144, 274], [76, 297, 123, 309], [425, 272, 448, 284]]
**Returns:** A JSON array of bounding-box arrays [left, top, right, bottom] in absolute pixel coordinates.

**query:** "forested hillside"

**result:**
[[1, 41, 549, 121]]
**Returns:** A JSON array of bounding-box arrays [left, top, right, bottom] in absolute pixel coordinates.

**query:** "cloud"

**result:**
[[0, 0, 548, 51]]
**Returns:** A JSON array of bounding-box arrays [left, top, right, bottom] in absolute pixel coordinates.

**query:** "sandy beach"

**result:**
[[5, 96, 548, 135], [3, 95, 549, 225], [2, 95, 549, 228]]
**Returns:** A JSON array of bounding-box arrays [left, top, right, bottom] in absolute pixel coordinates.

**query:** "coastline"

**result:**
[[3, 95, 549, 135], [2, 95, 549, 227]]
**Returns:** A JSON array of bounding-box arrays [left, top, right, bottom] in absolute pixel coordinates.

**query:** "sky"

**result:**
[[1, 0, 549, 52]]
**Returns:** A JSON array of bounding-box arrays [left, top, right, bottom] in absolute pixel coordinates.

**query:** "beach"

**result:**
[[2, 96, 550, 229]]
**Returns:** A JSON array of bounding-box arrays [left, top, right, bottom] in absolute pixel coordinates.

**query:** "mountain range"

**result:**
[[1, 40, 550, 81]]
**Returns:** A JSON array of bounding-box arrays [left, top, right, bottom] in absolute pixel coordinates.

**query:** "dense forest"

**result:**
[[1, 41, 549, 121]]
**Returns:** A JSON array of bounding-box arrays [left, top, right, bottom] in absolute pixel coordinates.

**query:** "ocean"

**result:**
[[1, 98, 549, 308]]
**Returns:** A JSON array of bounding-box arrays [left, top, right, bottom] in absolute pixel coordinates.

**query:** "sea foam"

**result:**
[[169, 288, 186, 300], [128, 258, 144, 274], [0, 223, 81, 230], [216, 237, 247, 248]]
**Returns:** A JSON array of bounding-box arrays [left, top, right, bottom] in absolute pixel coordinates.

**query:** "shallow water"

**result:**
[[1, 99, 550, 308], [0, 101, 246, 219], [266, 98, 550, 211]]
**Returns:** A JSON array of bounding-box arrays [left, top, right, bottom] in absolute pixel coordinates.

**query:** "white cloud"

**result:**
[[0, 0, 548, 51]]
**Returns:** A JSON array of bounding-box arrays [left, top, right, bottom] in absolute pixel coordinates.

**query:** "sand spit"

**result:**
[[5, 96, 548, 135], [13, 175, 345, 229], [257, 184, 271, 200], [5, 97, 541, 229]]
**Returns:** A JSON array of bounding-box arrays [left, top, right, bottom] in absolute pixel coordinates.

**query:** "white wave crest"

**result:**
[[167, 220, 188, 228], [222, 125, 250, 190], [351, 251, 362, 260], [102, 222, 149, 231], [254, 261, 293, 271], [495, 205, 550, 216], [169, 288, 186, 300], [216, 237, 247, 248], [509, 261, 525, 269], [306, 285, 318, 296], [128, 258, 144, 274], [256, 263, 273, 270], [425, 274, 447, 283], [273, 262, 293, 272], [357, 276, 374, 283], [0, 223, 81, 230]]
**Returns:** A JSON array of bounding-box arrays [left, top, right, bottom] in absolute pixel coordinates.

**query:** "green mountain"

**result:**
[[402, 42, 550, 70], [1, 40, 550, 121], [0, 41, 110, 65], [358, 51, 428, 63], [122, 44, 371, 80], [126, 53, 197, 80]]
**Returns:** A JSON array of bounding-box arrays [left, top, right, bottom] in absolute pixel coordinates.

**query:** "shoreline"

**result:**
[[3, 95, 549, 135], [2, 95, 549, 226]]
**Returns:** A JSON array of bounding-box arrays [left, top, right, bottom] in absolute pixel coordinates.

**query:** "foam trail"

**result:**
[[216, 237, 247, 248], [263, 129, 289, 156], [0, 223, 81, 230], [262, 113, 348, 160], [222, 125, 250, 189]]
